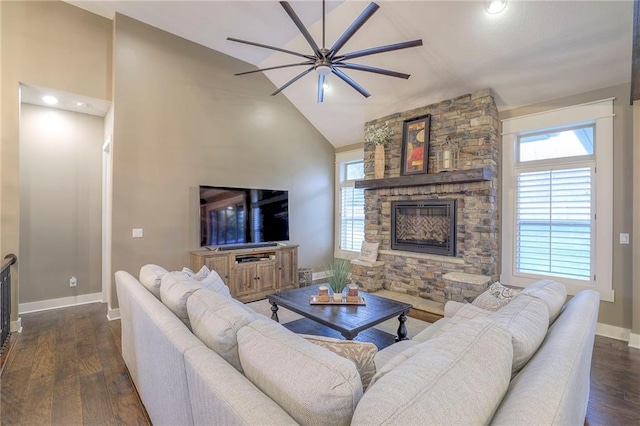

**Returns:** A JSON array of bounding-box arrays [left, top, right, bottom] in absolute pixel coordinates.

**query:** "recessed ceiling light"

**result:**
[[77, 102, 84, 107], [42, 95, 58, 105], [486, 0, 507, 14]]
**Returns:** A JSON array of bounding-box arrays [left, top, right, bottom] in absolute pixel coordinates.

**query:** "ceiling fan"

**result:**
[[228, 1, 423, 103]]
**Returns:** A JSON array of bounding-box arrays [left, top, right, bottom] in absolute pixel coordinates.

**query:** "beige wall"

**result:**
[[500, 83, 633, 329], [19, 103, 103, 303], [1, 1, 112, 319], [110, 15, 335, 307]]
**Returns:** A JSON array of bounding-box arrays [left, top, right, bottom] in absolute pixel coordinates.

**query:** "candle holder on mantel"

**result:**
[[436, 137, 459, 172]]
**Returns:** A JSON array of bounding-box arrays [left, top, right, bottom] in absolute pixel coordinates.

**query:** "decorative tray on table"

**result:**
[[309, 295, 366, 305]]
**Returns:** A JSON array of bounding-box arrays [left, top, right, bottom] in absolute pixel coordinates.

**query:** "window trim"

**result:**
[[335, 149, 364, 260], [501, 99, 614, 302]]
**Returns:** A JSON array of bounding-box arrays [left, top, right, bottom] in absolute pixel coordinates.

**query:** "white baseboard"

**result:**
[[629, 333, 640, 349], [10, 318, 22, 333], [18, 292, 103, 314], [596, 322, 631, 342], [107, 308, 120, 321]]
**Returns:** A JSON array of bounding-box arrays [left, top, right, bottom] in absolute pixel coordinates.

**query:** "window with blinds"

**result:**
[[338, 158, 365, 252], [340, 186, 364, 251], [501, 99, 613, 300], [516, 168, 592, 280]]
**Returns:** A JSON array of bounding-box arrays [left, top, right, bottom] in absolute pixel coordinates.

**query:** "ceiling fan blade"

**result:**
[[328, 2, 379, 59], [317, 74, 325, 103], [227, 37, 315, 60], [331, 67, 371, 98], [333, 63, 410, 79], [235, 61, 315, 76], [271, 66, 315, 96], [280, 2, 322, 57], [334, 39, 423, 61]]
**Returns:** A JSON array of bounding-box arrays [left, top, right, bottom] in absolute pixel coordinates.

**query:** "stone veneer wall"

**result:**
[[356, 89, 500, 305]]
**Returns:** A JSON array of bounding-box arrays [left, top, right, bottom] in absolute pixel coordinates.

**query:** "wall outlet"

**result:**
[[132, 228, 143, 238], [620, 233, 630, 244], [70, 276, 77, 287]]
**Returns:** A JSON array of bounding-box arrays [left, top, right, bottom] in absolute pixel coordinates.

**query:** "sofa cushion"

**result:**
[[490, 294, 549, 373], [520, 280, 567, 324], [187, 289, 255, 372], [374, 339, 420, 371], [237, 319, 362, 425], [472, 282, 520, 311], [139, 264, 169, 299], [301, 334, 377, 390], [411, 317, 452, 343], [351, 318, 513, 425], [160, 271, 203, 329], [431, 304, 493, 338]]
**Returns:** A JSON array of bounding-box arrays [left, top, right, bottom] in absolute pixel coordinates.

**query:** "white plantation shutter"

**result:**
[[516, 168, 592, 280], [340, 186, 365, 251]]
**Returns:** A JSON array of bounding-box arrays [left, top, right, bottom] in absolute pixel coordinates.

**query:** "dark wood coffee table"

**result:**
[[266, 285, 412, 341]]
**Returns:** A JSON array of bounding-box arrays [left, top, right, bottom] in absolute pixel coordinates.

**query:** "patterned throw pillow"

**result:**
[[472, 282, 520, 311], [301, 335, 377, 390]]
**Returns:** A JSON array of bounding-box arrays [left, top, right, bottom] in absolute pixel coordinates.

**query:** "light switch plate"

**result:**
[[132, 228, 144, 238], [619, 233, 629, 244]]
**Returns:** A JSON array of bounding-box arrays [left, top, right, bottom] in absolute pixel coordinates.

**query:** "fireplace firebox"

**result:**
[[391, 200, 456, 256]]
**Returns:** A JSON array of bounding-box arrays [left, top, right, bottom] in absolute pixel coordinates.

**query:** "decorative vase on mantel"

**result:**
[[374, 145, 385, 179], [365, 124, 393, 180]]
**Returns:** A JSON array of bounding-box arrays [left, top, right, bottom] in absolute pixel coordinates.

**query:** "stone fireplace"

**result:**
[[351, 89, 500, 306], [391, 200, 456, 256]]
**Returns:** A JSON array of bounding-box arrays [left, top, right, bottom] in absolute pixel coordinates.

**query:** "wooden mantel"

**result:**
[[355, 167, 493, 190]]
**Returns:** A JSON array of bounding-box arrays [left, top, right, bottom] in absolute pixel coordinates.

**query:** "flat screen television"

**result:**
[[199, 185, 289, 247]]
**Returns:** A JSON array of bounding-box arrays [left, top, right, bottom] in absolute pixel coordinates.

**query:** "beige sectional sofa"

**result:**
[[115, 266, 600, 425]]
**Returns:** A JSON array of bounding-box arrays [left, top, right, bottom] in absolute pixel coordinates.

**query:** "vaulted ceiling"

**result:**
[[67, 1, 633, 147]]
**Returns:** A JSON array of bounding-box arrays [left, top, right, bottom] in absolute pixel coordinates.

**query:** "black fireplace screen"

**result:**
[[391, 200, 456, 256]]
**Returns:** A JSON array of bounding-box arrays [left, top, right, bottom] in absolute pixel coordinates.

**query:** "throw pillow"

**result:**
[[182, 265, 210, 280], [520, 280, 567, 324], [160, 271, 203, 329], [357, 241, 379, 263], [237, 319, 362, 425], [471, 282, 520, 311], [352, 318, 513, 426], [187, 289, 255, 372], [301, 334, 377, 390], [183, 266, 232, 298], [139, 264, 168, 299], [199, 269, 232, 298]]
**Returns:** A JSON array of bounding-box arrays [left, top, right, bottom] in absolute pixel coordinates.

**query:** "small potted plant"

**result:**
[[327, 258, 351, 302], [365, 124, 394, 179]]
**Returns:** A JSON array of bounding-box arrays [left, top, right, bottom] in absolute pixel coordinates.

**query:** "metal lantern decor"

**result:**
[[436, 136, 459, 172]]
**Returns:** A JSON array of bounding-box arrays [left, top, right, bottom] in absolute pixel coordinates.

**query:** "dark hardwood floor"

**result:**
[[0, 303, 150, 425], [1, 302, 638, 425]]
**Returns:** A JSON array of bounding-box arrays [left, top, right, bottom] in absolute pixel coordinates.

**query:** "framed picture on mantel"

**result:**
[[400, 114, 431, 176]]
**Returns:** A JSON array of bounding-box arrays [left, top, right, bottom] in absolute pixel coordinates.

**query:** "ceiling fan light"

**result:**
[[486, 0, 507, 14], [315, 65, 331, 76]]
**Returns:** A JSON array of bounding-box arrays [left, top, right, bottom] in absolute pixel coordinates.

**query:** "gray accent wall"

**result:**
[[111, 14, 335, 307], [500, 83, 633, 330], [19, 104, 103, 303], [1, 0, 112, 320]]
